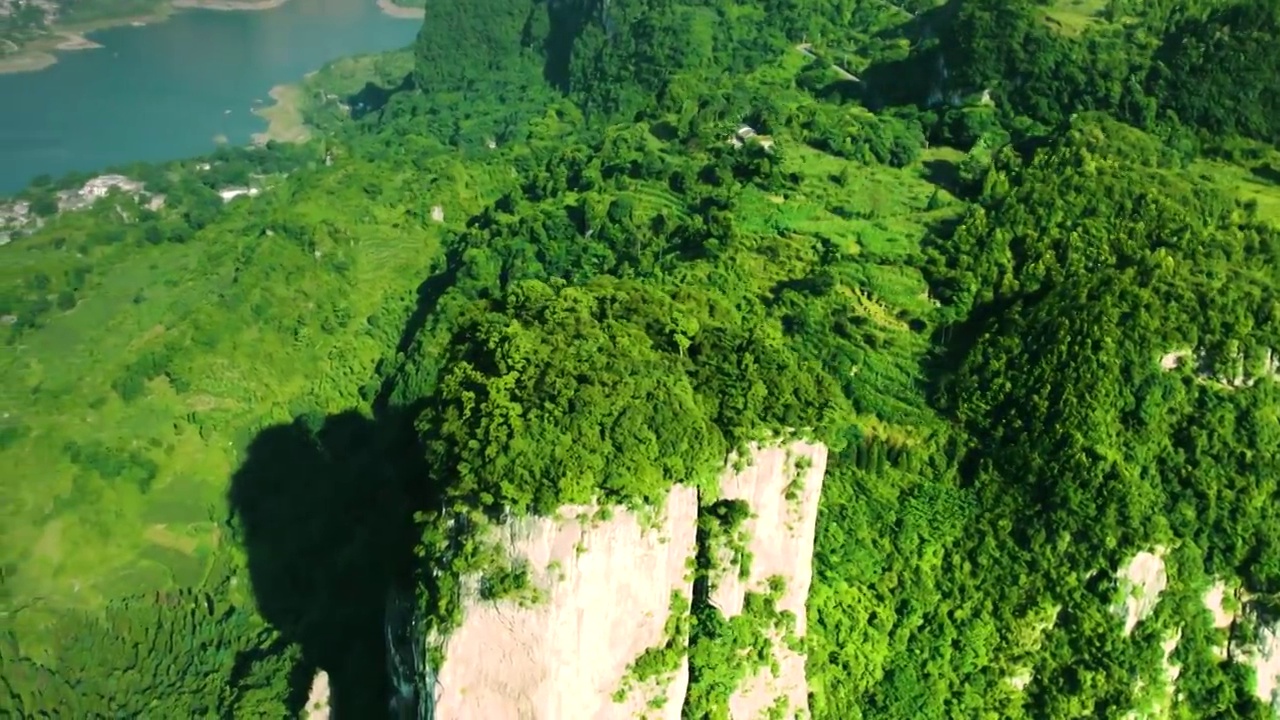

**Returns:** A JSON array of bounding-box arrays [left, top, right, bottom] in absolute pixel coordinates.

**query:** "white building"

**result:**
[[218, 187, 260, 202], [728, 124, 775, 151], [81, 174, 142, 199]]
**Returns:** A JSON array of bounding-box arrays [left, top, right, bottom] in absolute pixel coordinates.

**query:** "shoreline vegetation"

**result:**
[[0, 32, 105, 75], [252, 82, 312, 145], [0, 23, 139, 75], [0, 0, 419, 76], [7, 0, 1280, 715]]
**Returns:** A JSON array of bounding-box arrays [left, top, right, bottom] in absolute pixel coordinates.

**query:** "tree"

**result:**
[[30, 193, 58, 218]]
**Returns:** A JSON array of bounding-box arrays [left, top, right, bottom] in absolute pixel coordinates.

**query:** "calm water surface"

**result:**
[[0, 0, 420, 193]]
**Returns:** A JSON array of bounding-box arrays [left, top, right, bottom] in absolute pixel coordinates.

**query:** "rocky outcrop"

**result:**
[[432, 485, 699, 720], [304, 670, 330, 720], [1116, 548, 1168, 636], [712, 442, 828, 720], [428, 441, 828, 720], [1203, 581, 1280, 707]]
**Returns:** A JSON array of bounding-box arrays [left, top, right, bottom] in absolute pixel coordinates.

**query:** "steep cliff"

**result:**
[[711, 442, 828, 720], [426, 441, 828, 719], [432, 485, 699, 719]]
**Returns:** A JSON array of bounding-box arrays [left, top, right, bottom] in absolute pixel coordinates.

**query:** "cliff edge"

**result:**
[[713, 442, 828, 720], [428, 441, 828, 719], [432, 485, 699, 719]]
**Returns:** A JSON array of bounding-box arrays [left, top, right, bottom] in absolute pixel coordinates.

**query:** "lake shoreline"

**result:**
[[376, 0, 424, 19], [0, 0, 420, 193], [172, 0, 290, 11], [0, 0, 308, 76], [252, 83, 312, 145], [0, 31, 109, 75]]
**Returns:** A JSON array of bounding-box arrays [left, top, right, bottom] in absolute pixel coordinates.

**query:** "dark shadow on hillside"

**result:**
[[228, 410, 423, 718], [857, 0, 959, 109], [1252, 164, 1280, 186], [897, 0, 958, 37], [917, 207, 988, 415], [541, 0, 591, 91], [860, 55, 937, 110], [921, 159, 962, 193], [349, 75, 416, 122], [818, 79, 866, 105], [372, 262, 459, 414]]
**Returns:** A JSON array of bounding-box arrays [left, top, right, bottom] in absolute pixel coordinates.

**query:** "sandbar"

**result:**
[[172, 0, 290, 10], [54, 32, 103, 51], [0, 51, 57, 75], [252, 84, 311, 145], [0, 31, 103, 74]]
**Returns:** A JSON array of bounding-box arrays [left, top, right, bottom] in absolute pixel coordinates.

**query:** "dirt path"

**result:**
[[795, 43, 861, 82]]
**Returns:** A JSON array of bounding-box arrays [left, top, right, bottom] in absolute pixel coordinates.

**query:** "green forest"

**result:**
[[5, 0, 1280, 716]]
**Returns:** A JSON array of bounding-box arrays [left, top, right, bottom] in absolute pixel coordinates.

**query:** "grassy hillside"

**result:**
[[6, 0, 1280, 716], [0, 149, 508, 653]]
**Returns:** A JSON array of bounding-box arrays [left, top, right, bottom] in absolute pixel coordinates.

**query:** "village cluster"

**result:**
[[0, 171, 262, 245]]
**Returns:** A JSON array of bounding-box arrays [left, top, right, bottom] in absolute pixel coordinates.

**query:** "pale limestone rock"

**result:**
[[305, 670, 330, 720], [1117, 549, 1167, 636], [430, 441, 828, 719], [711, 441, 828, 720], [432, 485, 698, 719]]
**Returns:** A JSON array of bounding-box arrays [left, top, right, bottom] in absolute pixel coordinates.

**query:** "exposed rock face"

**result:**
[[1207, 581, 1280, 707], [712, 442, 828, 720], [1245, 626, 1280, 707], [432, 485, 700, 720], [305, 670, 330, 720], [429, 441, 828, 720], [1116, 548, 1167, 636]]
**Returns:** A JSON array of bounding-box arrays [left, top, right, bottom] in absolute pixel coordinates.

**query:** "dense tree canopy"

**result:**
[[7, 0, 1280, 717]]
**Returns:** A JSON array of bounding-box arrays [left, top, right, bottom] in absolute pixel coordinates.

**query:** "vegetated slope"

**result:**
[[1, 25, 948, 710], [378, 54, 952, 717], [0, 142, 516, 713], [4, 0, 1280, 716], [936, 0, 1280, 145], [867, 114, 1280, 718]]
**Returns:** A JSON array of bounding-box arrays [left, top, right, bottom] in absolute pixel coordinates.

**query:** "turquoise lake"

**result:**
[[0, 0, 421, 193]]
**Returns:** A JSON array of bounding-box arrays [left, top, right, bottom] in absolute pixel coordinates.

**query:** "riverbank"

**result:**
[[376, 0, 424, 19], [55, 33, 104, 51], [0, 50, 56, 75], [252, 83, 312, 145], [0, 0, 295, 76], [0, 31, 107, 75]]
